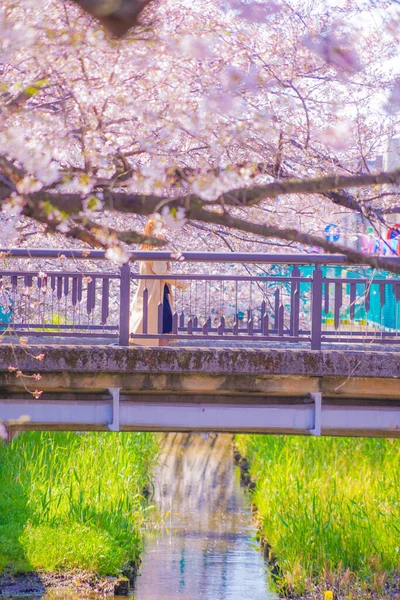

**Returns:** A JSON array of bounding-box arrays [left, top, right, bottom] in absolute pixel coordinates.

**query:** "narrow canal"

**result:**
[[8, 433, 274, 599], [133, 432, 275, 600]]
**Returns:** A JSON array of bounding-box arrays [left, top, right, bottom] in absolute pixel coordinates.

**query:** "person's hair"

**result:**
[[141, 218, 159, 251], [141, 218, 170, 270]]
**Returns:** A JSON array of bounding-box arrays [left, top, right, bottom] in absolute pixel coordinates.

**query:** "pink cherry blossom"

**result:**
[[229, 0, 282, 23], [302, 33, 362, 74]]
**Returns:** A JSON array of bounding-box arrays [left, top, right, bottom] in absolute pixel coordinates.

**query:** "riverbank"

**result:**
[[235, 435, 400, 599], [0, 569, 132, 597], [0, 431, 159, 596]]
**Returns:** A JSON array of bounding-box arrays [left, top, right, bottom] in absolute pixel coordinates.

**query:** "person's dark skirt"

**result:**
[[162, 284, 173, 334]]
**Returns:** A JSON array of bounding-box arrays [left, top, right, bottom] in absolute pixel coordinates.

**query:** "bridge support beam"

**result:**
[[108, 387, 121, 432], [1, 394, 400, 437], [309, 392, 322, 436]]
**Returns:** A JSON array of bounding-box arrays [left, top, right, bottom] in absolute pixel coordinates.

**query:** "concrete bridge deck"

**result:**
[[0, 344, 399, 437]]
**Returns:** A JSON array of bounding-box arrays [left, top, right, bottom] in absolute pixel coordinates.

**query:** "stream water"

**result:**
[[7, 433, 275, 599], [133, 432, 275, 600]]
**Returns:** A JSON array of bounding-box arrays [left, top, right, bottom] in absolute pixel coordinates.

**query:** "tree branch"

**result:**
[[0, 156, 164, 248], [20, 167, 400, 216], [323, 190, 364, 214], [69, 0, 154, 37], [3, 153, 397, 218], [70, 215, 165, 246]]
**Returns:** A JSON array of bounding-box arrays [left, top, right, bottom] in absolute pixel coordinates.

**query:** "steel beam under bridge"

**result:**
[[0, 345, 400, 438], [2, 392, 400, 437]]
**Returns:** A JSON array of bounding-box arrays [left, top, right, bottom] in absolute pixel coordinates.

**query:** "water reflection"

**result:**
[[134, 433, 275, 600]]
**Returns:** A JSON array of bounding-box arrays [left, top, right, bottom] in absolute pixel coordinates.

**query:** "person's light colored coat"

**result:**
[[129, 260, 187, 346]]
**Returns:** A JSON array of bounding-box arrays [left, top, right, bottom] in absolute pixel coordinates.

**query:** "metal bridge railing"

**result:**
[[1, 249, 400, 349]]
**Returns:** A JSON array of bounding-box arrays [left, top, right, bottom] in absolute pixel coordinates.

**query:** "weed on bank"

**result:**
[[235, 435, 400, 597], [0, 431, 158, 576]]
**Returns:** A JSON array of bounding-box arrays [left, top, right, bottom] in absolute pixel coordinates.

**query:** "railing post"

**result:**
[[119, 262, 131, 346], [311, 266, 323, 350]]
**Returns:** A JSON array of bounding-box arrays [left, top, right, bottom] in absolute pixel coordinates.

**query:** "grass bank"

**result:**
[[0, 431, 159, 578], [235, 435, 400, 597]]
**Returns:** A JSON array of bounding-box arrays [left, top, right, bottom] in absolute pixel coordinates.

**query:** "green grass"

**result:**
[[235, 435, 400, 595], [0, 431, 159, 576]]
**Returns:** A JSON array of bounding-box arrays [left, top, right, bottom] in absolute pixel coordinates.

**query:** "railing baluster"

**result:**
[[350, 282, 356, 321], [91, 277, 96, 312], [217, 316, 225, 336], [187, 318, 193, 335], [101, 278, 110, 325], [292, 290, 299, 338], [334, 282, 342, 330], [119, 263, 131, 346], [86, 278, 93, 315], [72, 277, 78, 307], [142, 287, 148, 335], [274, 288, 280, 330], [247, 314, 254, 336], [290, 265, 300, 335], [278, 305, 284, 336], [172, 312, 178, 335], [365, 284, 370, 313], [77, 277, 83, 303], [311, 266, 323, 350], [235, 281, 238, 330], [63, 275, 69, 325], [57, 277, 63, 301], [262, 313, 269, 336], [380, 283, 386, 307], [157, 302, 163, 335], [324, 281, 330, 314]]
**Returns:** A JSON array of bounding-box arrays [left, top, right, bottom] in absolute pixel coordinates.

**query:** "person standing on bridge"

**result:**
[[129, 218, 188, 347]]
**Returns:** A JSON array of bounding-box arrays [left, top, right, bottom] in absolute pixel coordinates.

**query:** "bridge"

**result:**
[[0, 249, 400, 438], [1, 345, 400, 437]]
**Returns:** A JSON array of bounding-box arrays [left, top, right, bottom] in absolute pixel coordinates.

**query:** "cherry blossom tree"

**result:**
[[1, 0, 400, 272]]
